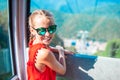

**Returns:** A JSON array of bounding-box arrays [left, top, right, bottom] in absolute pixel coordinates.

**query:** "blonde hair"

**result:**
[[28, 10, 55, 41]]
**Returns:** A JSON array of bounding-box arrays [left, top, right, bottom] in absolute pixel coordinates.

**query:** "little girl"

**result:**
[[27, 10, 73, 80]]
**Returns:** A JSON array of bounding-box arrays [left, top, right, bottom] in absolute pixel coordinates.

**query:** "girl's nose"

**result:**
[[45, 30, 50, 36]]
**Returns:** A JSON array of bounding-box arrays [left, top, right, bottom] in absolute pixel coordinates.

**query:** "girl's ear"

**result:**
[[30, 27, 38, 39], [30, 27, 35, 34]]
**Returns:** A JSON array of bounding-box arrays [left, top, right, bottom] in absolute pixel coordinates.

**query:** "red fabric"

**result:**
[[27, 41, 56, 80]]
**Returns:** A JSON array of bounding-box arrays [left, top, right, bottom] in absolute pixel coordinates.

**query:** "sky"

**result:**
[[30, 0, 120, 13], [0, 0, 119, 13]]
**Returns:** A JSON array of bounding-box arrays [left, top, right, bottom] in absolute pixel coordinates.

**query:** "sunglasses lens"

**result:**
[[35, 25, 57, 36], [48, 25, 57, 34], [37, 28, 46, 36]]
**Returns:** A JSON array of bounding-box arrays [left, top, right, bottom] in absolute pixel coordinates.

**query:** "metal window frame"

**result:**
[[9, 0, 30, 80]]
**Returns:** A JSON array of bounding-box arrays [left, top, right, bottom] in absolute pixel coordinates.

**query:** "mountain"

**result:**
[[1, 0, 120, 41], [52, 4, 120, 41]]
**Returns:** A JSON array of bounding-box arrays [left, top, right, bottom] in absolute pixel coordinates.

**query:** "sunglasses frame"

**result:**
[[32, 25, 57, 36]]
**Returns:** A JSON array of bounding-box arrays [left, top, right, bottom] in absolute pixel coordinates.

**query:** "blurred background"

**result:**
[[30, 0, 120, 58], [0, 0, 120, 80]]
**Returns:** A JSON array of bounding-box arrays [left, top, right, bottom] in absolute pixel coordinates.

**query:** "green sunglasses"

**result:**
[[33, 25, 57, 36]]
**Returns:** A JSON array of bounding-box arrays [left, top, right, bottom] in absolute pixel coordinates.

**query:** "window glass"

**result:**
[[30, 0, 120, 58], [0, 0, 14, 79]]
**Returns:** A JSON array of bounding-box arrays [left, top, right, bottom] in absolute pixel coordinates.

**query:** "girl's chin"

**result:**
[[43, 41, 51, 45], [42, 39, 52, 45]]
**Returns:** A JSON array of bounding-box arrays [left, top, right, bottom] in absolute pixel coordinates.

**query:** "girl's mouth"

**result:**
[[43, 37, 52, 43]]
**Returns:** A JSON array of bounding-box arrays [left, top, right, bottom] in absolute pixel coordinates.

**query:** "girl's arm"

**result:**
[[50, 46, 74, 55], [35, 48, 66, 75]]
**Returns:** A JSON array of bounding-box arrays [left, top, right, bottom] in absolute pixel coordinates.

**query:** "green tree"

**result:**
[[106, 39, 120, 58], [50, 34, 64, 47], [0, 10, 8, 48]]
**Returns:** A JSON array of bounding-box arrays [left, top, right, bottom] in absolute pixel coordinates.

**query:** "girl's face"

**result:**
[[32, 16, 56, 45]]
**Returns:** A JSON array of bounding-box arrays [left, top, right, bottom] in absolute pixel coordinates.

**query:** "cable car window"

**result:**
[[29, 0, 120, 58], [0, 0, 14, 79]]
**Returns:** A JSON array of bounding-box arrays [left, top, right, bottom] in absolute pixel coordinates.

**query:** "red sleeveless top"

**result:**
[[27, 41, 56, 80]]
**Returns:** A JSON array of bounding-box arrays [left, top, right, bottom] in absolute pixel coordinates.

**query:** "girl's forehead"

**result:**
[[33, 16, 52, 27]]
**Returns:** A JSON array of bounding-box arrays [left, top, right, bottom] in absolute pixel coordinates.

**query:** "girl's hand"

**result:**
[[56, 46, 66, 72], [50, 46, 74, 55], [64, 49, 74, 55], [56, 46, 64, 61]]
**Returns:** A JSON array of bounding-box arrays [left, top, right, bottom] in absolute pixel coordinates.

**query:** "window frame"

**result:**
[[9, 0, 29, 79]]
